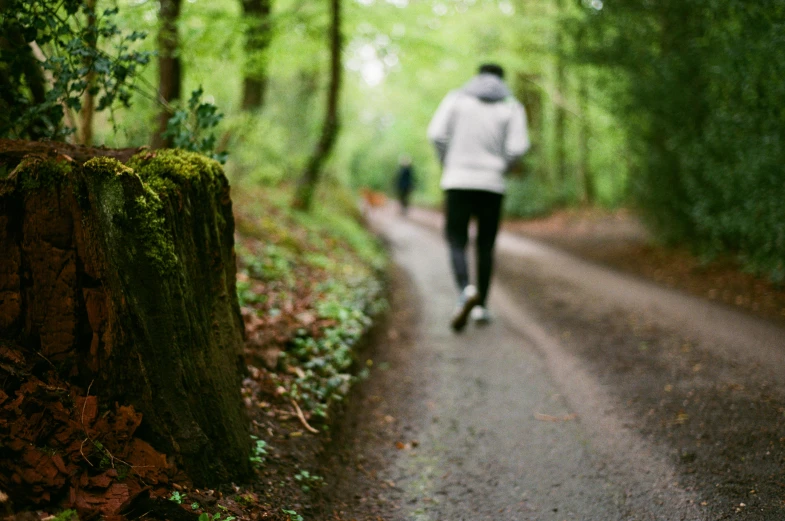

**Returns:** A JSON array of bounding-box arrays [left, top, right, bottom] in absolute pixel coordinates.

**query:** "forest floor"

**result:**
[[1, 186, 385, 521]]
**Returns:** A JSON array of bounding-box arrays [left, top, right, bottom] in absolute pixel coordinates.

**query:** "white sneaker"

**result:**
[[470, 305, 491, 325], [451, 285, 479, 332]]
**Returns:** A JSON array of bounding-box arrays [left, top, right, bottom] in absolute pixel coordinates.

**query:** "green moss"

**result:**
[[51, 510, 79, 521], [127, 189, 179, 274], [127, 149, 223, 197], [15, 157, 72, 192], [82, 156, 134, 179], [116, 462, 131, 480], [83, 156, 178, 275], [83, 157, 131, 228]]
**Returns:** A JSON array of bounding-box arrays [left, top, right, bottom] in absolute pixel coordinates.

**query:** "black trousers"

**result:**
[[444, 189, 504, 307], [398, 188, 412, 212]]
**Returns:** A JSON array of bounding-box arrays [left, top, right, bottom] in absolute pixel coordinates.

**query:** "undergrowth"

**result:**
[[234, 182, 387, 434]]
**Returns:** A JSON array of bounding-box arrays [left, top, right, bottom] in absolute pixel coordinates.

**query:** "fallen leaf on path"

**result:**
[[534, 412, 577, 422]]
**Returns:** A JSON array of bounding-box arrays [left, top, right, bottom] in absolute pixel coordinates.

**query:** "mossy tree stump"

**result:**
[[0, 140, 251, 486]]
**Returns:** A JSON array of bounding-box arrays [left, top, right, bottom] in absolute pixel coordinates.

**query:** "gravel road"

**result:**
[[315, 206, 785, 521]]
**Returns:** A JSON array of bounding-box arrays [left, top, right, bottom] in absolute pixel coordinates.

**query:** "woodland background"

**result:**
[[3, 0, 784, 279]]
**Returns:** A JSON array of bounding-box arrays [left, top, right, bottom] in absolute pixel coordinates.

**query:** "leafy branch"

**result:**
[[0, 0, 152, 140], [162, 87, 228, 164]]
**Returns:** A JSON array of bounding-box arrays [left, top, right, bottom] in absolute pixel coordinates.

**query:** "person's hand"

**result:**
[[505, 146, 536, 178]]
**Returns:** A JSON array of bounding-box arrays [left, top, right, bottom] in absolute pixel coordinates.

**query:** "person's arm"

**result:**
[[503, 101, 531, 166], [427, 91, 459, 165]]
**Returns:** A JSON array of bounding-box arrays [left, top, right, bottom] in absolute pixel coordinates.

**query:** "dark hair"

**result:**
[[478, 63, 505, 79]]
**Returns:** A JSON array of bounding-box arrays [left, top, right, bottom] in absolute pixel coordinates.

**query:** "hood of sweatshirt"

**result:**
[[461, 73, 510, 102]]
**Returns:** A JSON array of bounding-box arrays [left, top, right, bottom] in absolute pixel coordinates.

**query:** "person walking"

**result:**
[[427, 63, 530, 332], [395, 155, 416, 215]]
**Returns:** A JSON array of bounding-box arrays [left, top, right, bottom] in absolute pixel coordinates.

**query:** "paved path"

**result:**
[[319, 205, 785, 521]]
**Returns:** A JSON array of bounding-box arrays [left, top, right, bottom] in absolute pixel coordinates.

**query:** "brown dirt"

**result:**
[[503, 208, 785, 326]]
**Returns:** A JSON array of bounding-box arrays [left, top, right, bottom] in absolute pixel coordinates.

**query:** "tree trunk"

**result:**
[[81, 0, 97, 146], [575, 23, 594, 205], [241, 0, 272, 110], [292, 0, 342, 211], [516, 73, 543, 179], [153, 0, 183, 148], [554, 0, 568, 183], [0, 140, 252, 505], [0, 28, 48, 139], [577, 74, 594, 204]]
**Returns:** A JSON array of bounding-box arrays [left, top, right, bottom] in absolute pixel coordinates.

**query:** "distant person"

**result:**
[[427, 63, 530, 332], [395, 155, 416, 215]]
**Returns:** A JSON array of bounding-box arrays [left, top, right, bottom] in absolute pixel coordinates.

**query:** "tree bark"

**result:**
[[0, 29, 48, 139], [292, 0, 342, 211], [516, 73, 543, 179], [577, 72, 594, 204], [153, 0, 183, 148], [0, 138, 143, 165], [241, 0, 272, 110], [575, 22, 594, 205], [80, 0, 97, 146], [554, 0, 568, 183], [0, 140, 251, 493]]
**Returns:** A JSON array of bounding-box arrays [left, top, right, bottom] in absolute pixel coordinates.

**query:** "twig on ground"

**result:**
[[81, 380, 94, 427], [35, 351, 57, 369], [80, 439, 94, 467], [291, 399, 319, 434], [534, 412, 577, 422]]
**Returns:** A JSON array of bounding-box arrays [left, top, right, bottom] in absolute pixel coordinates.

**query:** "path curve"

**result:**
[[317, 205, 785, 521]]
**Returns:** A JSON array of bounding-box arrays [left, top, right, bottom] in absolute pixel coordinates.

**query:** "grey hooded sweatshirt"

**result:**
[[427, 73, 530, 194]]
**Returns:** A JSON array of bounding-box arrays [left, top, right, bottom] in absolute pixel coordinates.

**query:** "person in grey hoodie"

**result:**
[[427, 63, 530, 332]]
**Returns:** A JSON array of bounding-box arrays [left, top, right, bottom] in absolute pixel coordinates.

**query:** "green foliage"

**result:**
[[242, 243, 296, 285], [282, 509, 304, 521], [163, 87, 228, 164], [249, 435, 268, 468], [198, 512, 236, 521], [572, 1, 785, 280], [169, 491, 186, 504], [234, 184, 387, 420], [293, 470, 324, 493], [504, 177, 558, 218], [0, 0, 151, 140], [236, 278, 266, 308], [280, 273, 384, 418], [51, 510, 79, 521], [294, 190, 387, 272], [235, 494, 256, 506]]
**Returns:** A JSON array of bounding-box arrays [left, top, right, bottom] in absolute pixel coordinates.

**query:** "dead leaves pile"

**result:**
[[0, 345, 180, 517]]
